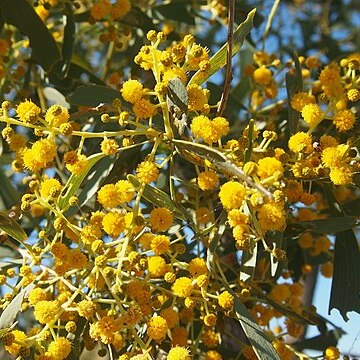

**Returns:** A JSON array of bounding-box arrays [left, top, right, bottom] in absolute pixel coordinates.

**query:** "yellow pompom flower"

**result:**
[[151, 234, 170, 255], [301, 103, 323, 128], [102, 212, 126, 238], [8, 133, 27, 152], [40, 178, 62, 198], [136, 161, 159, 183], [333, 109, 355, 132], [45, 105, 69, 127], [110, 0, 131, 20], [219, 181, 246, 211], [16, 99, 41, 124], [253, 66, 272, 85], [172, 277, 193, 298], [324, 346, 340, 360], [101, 138, 119, 155], [121, 80, 143, 104], [4, 330, 27, 356], [291, 92, 315, 111], [322, 144, 348, 168], [98, 184, 121, 208], [190, 115, 211, 139], [329, 166, 352, 185], [212, 116, 229, 138], [227, 209, 248, 227], [188, 257, 208, 277], [33, 300, 60, 324], [47, 337, 72, 360], [133, 98, 156, 118], [319, 64, 343, 98], [167, 346, 191, 360], [288, 132, 313, 153], [66, 154, 89, 175], [205, 350, 222, 360], [320, 135, 338, 148], [147, 316, 168, 341], [257, 157, 283, 179], [90, 0, 111, 20], [160, 307, 179, 329], [148, 256, 167, 278], [197, 170, 219, 191], [116, 180, 136, 203], [187, 84, 207, 111], [28, 287, 47, 306], [218, 291, 234, 310], [257, 202, 286, 233], [23, 139, 57, 172], [149, 207, 173, 232]]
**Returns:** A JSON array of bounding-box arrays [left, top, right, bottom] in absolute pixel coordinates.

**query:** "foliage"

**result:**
[[0, 1, 359, 360]]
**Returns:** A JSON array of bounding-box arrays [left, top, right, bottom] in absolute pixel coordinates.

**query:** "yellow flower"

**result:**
[[66, 154, 88, 175], [322, 144, 348, 168], [136, 161, 159, 183], [172, 277, 193, 297], [121, 79, 143, 104], [288, 132, 313, 153], [149, 207, 173, 232], [167, 346, 191, 360], [197, 170, 219, 191], [301, 103, 323, 128], [319, 64, 343, 98], [257, 202, 286, 232], [28, 288, 47, 306], [77, 299, 97, 319], [188, 257, 208, 277], [102, 212, 126, 238], [16, 99, 41, 124], [97, 181, 135, 208], [219, 181, 246, 210], [218, 291, 234, 310], [253, 66, 272, 85], [333, 109, 355, 132], [163, 66, 187, 84], [150, 234, 170, 255], [47, 337, 72, 360], [116, 180, 136, 203], [257, 157, 283, 179], [133, 98, 156, 118], [147, 316, 168, 341], [8, 133, 27, 152], [23, 139, 57, 172], [227, 209, 248, 227], [110, 0, 131, 20], [4, 330, 27, 356], [34, 300, 60, 324], [291, 92, 316, 112], [90, 0, 111, 20], [101, 138, 119, 155], [45, 105, 69, 127], [329, 166, 352, 185], [160, 307, 179, 329], [324, 346, 340, 360], [148, 256, 167, 278], [187, 84, 207, 112], [320, 135, 338, 148], [40, 178, 62, 198]]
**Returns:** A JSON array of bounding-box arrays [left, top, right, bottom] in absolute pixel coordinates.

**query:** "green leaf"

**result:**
[[285, 52, 302, 136], [66, 85, 120, 107], [153, 2, 195, 25], [0, 283, 35, 331], [60, 2, 75, 78], [58, 153, 106, 211], [0, 0, 61, 72], [173, 139, 273, 199], [295, 217, 358, 234], [0, 212, 28, 244], [188, 9, 256, 86], [330, 229, 360, 321], [229, 288, 280, 360], [127, 175, 190, 222], [0, 167, 21, 208]]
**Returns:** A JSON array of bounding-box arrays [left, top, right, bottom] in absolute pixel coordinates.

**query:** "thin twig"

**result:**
[[217, 0, 235, 117]]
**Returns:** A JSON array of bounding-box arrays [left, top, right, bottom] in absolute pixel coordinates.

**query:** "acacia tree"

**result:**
[[0, 1, 359, 359]]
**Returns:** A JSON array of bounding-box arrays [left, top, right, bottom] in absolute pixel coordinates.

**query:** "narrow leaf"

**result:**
[[58, 153, 106, 211], [0, 168, 21, 208], [0, 0, 61, 72], [127, 175, 189, 222], [0, 212, 28, 243], [229, 288, 280, 360], [66, 85, 120, 107], [188, 9, 256, 86], [0, 283, 35, 331]]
